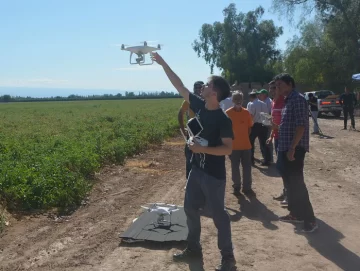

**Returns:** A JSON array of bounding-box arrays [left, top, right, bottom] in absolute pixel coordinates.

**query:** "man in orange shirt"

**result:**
[[226, 91, 255, 197], [178, 81, 204, 179]]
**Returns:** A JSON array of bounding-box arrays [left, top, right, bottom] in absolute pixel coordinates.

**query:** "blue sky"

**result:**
[[0, 0, 301, 97]]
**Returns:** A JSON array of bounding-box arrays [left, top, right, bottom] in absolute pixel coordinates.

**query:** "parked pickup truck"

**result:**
[[304, 90, 342, 118]]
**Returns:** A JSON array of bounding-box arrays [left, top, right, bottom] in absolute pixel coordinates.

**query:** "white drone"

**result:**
[[141, 203, 180, 228], [120, 41, 162, 66]]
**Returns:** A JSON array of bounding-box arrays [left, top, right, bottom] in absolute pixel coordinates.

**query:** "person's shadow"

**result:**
[[295, 219, 360, 271], [253, 164, 281, 177], [227, 194, 279, 230], [120, 241, 206, 271]]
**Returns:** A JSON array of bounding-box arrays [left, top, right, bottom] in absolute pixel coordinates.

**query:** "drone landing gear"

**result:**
[[129, 52, 154, 66]]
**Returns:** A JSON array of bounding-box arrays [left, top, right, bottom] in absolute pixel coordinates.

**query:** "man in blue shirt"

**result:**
[[272, 73, 318, 233]]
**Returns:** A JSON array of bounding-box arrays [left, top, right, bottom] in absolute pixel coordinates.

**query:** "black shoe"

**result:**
[[173, 248, 203, 261], [261, 161, 271, 166], [273, 193, 285, 201], [242, 189, 256, 198], [342, 127, 347, 130], [215, 257, 236, 271], [296, 222, 319, 233]]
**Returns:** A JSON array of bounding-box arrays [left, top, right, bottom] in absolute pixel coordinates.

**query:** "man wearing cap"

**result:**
[[226, 91, 255, 197], [247, 90, 271, 166], [178, 81, 204, 179], [257, 89, 273, 114]]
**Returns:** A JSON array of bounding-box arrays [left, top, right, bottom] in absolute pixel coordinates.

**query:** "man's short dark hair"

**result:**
[[249, 93, 257, 99], [273, 73, 296, 88], [194, 81, 204, 88], [209, 75, 231, 102]]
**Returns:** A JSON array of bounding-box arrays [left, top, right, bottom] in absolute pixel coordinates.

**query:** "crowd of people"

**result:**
[[150, 52, 356, 271]]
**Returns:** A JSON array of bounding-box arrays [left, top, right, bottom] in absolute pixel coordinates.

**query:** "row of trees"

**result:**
[[0, 91, 181, 103], [193, 1, 360, 92]]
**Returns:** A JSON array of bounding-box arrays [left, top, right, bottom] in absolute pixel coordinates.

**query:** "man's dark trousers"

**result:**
[[184, 166, 234, 258], [184, 144, 192, 179], [280, 147, 315, 223], [276, 147, 288, 197], [229, 149, 252, 191], [250, 123, 271, 163], [343, 106, 355, 128]]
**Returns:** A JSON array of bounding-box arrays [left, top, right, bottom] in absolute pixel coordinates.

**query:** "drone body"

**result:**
[[120, 41, 162, 65], [141, 203, 179, 228]]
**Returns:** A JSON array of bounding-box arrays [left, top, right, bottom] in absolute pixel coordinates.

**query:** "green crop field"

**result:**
[[0, 99, 181, 211]]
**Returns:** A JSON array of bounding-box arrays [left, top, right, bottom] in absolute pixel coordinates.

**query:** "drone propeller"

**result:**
[[139, 40, 159, 43]]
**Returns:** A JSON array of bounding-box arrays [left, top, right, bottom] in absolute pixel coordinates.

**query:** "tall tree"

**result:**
[[192, 4, 283, 86], [272, 0, 360, 73]]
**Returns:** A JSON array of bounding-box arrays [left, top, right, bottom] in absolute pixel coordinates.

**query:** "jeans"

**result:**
[[260, 127, 274, 162], [274, 138, 279, 156], [343, 107, 355, 128], [184, 144, 192, 179], [311, 111, 319, 133], [276, 149, 287, 197], [250, 123, 271, 163], [184, 166, 234, 258], [229, 149, 252, 191], [280, 147, 315, 223]]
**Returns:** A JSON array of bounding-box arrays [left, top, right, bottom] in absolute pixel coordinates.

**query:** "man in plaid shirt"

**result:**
[[273, 73, 318, 233]]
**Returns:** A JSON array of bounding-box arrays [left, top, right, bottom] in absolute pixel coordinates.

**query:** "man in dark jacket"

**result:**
[[339, 86, 357, 130]]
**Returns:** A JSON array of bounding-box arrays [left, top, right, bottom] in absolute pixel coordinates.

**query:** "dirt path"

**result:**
[[1, 117, 360, 271]]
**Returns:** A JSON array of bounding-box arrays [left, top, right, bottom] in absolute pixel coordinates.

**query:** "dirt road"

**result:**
[[1, 117, 360, 271]]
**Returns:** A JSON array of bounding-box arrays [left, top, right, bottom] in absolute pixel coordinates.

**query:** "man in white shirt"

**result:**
[[257, 89, 274, 163], [247, 90, 271, 166], [257, 89, 272, 114], [220, 92, 233, 111]]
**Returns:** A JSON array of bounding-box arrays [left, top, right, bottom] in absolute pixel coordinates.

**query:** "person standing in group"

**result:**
[[339, 86, 357, 130], [258, 88, 274, 163], [273, 73, 318, 233], [226, 91, 255, 198], [247, 90, 271, 166], [257, 89, 273, 114], [220, 91, 233, 112], [151, 52, 237, 271], [178, 81, 204, 179], [267, 82, 287, 206], [307, 93, 319, 134]]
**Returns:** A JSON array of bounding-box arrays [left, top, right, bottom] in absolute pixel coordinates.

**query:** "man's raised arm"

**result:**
[[151, 52, 190, 103]]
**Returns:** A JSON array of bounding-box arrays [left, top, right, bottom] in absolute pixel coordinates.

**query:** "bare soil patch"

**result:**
[[1, 117, 360, 271]]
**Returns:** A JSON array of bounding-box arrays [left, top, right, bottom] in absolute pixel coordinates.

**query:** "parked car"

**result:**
[[304, 90, 342, 118]]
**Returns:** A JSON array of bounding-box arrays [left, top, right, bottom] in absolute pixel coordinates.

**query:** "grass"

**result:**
[[0, 99, 181, 211]]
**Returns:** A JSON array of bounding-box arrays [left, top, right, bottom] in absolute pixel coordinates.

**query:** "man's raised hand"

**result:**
[[151, 52, 165, 66]]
